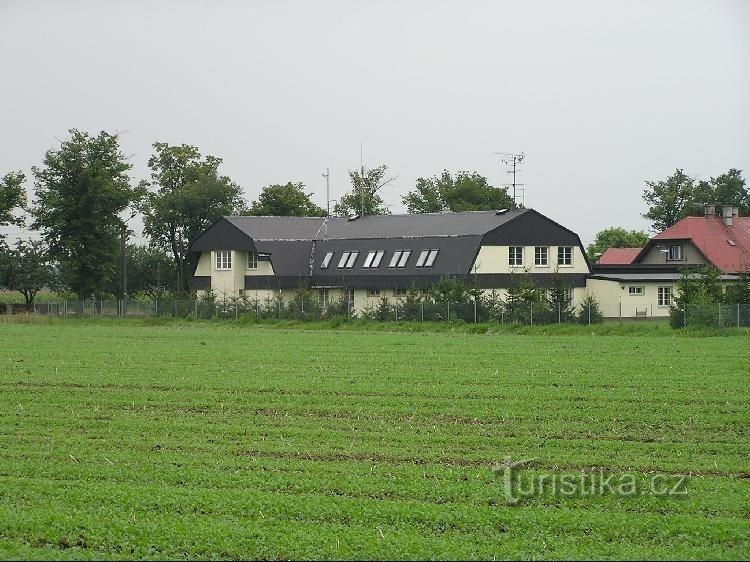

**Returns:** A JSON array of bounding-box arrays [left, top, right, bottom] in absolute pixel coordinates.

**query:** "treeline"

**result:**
[[0, 128, 748, 309]]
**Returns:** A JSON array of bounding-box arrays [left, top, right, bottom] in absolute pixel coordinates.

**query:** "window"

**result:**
[[345, 289, 355, 303], [247, 251, 257, 269], [397, 250, 411, 267], [558, 246, 573, 266], [363, 250, 385, 268], [416, 249, 439, 268], [658, 286, 673, 307], [318, 288, 330, 308], [393, 286, 407, 297], [668, 244, 683, 261], [216, 250, 231, 270], [421, 287, 431, 296], [534, 246, 548, 266], [628, 286, 645, 296], [337, 251, 358, 268], [321, 252, 334, 269], [508, 246, 523, 266], [367, 288, 380, 297], [389, 251, 402, 267]]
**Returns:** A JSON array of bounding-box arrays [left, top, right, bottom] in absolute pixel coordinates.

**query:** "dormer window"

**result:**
[[321, 251, 334, 269], [668, 244, 683, 261], [416, 249, 439, 268], [363, 250, 385, 268], [247, 251, 257, 269]]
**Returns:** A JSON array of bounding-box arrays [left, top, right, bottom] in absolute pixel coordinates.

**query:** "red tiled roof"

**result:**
[[597, 247, 642, 265], [651, 216, 750, 273]]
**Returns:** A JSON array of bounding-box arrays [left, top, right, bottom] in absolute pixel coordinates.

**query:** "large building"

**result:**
[[189, 208, 591, 313]]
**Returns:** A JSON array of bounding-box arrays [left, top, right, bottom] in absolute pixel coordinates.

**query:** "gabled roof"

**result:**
[[644, 216, 750, 273], [597, 247, 642, 265]]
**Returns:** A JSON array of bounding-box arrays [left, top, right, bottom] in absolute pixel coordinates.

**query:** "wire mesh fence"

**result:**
[[3, 298, 750, 327]]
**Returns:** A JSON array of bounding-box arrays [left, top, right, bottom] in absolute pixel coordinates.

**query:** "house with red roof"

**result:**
[[587, 205, 749, 318]]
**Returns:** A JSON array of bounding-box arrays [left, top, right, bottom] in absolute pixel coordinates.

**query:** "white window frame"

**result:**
[[371, 250, 385, 268], [416, 250, 429, 268], [397, 250, 411, 267], [557, 246, 573, 266], [321, 251, 334, 269], [668, 244, 683, 261], [318, 288, 330, 308], [363, 251, 376, 268], [367, 288, 380, 297], [508, 246, 523, 267], [388, 251, 402, 267], [628, 286, 645, 296], [534, 246, 549, 267], [337, 252, 350, 268], [247, 251, 258, 269], [424, 249, 438, 267], [658, 286, 673, 307], [215, 250, 232, 270]]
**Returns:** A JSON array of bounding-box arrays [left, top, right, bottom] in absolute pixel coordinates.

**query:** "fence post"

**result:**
[[618, 300, 622, 324], [235, 301, 238, 319], [194, 299, 198, 319], [738, 303, 741, 328], [530, 301, 533, 326], [447, 301, 450, 323], [421, 301, 424, 322], [474, 298, 477, 323], [683, 305, 687, 328], [395, 300, 399, 322], [558, 302, 561, 324], [718, 303, 723, 328], [588, 302, 591, 325]]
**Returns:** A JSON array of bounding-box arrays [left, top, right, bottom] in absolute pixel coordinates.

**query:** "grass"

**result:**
[[0, 320, 748, 559]]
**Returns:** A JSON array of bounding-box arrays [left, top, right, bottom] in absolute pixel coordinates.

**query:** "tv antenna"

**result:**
[[495, 151, 525, 207], [322, 168, 331, 216]]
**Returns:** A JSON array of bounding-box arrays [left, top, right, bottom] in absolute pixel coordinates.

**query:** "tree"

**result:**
[[586, 227, 650, 261], [403, 170, 514, 213], [31, 129, 139, 301], [0, 171, 26, 233], [247, 182, 325, 217], [692, 169, 749, 216], [642, 169, 696, 232], [333, 164, 394, 216], [140, 143, 245, 293], [0, 240, 54, 311]]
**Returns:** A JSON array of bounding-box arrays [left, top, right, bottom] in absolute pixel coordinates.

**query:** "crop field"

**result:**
[[0, 320, 748, 560]]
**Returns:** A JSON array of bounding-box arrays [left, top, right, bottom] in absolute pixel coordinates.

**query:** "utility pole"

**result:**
[[322, 168, 331, 216], [495, 152, 525, 207], [360, 140, 366, 216]]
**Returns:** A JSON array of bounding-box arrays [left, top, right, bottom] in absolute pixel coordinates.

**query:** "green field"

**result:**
[[0, 320, 748, 560]]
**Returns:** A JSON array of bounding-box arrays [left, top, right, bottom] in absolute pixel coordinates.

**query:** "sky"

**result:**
[[1, 0, 748, 245]]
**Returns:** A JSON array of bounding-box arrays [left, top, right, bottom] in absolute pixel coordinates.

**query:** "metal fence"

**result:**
[[3, 298, 750, 327]]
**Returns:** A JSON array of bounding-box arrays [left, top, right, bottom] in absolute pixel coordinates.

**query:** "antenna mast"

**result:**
[[494, 151, 525, 207], [322, 168, 330, 216], [360, 140, 366, 216]]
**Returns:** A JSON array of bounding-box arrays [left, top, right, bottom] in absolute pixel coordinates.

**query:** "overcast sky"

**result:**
[[1, 0, 748, 244]]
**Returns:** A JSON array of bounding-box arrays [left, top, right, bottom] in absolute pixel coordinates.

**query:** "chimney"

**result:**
[[704, 204, 715, 219], [722, 205, 733, 226]]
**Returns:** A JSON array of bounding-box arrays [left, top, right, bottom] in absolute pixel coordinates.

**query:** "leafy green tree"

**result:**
[[0, 239, 54, 311], [546, 269, 575, 322], [403, 170, 514, 213], [642, 169, 696, 232], [576, 293, 604, 324], [333, 164, 394, 216], [31, 130, 139, 301], [140, 143, 245, 293], [669, 265, 724, 328], [247, 182, 325, 217], [586, 227, 650, 261], [0, 171, 26, 234], [692, 169, 749, 216], [724, 269, 750, 305]]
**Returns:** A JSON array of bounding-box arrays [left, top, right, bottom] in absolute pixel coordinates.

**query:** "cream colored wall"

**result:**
[[472, 245, 590, 274], [584, 278, 677, 318], [195, 252, 212, 276], [197, 250, 277, 298], [639, 241, 706, 265]]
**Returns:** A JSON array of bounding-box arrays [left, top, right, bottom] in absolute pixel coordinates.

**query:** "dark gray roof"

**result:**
[[224, 209, 527, 240]]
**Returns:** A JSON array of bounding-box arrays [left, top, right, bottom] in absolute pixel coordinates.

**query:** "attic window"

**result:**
[[345, 251, 358, 268], [321, 251, 334, 269], [389, 251, 402, 267], [397, 250, 411, 267], [337, 252, 350, 268], [415, 249, 439, 268], [363, 250, 385, 268]]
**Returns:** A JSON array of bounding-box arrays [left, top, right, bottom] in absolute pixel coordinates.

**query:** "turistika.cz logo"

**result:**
[[492, 457, 689, 504]]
